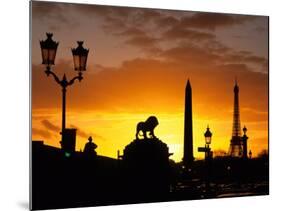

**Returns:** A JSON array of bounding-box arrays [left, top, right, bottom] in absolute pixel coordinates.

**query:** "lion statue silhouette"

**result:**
[[136, 116, 159, 139]]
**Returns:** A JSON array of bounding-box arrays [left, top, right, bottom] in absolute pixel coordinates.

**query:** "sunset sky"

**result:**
[[31, 1, 268, 161]]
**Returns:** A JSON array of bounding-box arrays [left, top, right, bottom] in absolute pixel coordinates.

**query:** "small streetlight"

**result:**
[[39, 33, 90, 154], [204, 125, 212, 146], [203, 125, 213, 194], [243, 125, 247, 134]]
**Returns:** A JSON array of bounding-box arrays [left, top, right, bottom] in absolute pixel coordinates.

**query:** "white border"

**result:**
[[1, 0, 279, 211]]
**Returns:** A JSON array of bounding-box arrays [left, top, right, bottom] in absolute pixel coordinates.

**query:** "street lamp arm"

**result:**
[[45, 66, 61, 85], [67, 73, 83, 86]]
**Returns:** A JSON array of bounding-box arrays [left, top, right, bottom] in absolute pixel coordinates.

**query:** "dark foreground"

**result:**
[[32, 141, 269, 210]]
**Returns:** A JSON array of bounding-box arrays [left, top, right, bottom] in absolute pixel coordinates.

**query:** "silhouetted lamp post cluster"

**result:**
[[40, 33, 89, 155]]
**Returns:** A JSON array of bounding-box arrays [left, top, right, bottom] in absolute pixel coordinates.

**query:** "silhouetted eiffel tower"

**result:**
[[229, 79, 243, 157]]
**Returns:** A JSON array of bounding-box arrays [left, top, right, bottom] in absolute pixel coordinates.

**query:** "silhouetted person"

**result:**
[[83, 136, 97, 156], [136, 116, 159, 139]]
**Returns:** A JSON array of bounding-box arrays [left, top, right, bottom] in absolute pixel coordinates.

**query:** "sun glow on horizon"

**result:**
[[32, 109, 268, 162]]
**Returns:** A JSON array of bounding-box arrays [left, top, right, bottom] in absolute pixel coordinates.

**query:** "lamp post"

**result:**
[[204, 125, 212, 155], [204, 125, 212, 193], [40, 33, 89, 152], [242, 125, 249, 159]]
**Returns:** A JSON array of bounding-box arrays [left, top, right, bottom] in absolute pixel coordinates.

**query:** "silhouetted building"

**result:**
[[33, 140, 63, 156], [183, 79, 194, 166], [32, 140, 120, 210], [229, 80, 244, 157]]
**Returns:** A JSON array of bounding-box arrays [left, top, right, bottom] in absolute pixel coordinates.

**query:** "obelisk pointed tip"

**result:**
[[186, 78, 191, 88]]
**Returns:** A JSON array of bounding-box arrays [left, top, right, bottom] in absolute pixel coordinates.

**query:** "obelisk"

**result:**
[[183, 79, 194, 167]]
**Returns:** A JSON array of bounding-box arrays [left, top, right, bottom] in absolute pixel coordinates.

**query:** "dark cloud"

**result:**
[[232, 54, 267, 64], [75, 4, 162, 27], [32, 1, 63, 21], [151, 11, 256, 32], [131, 10, 165, 29], [69, 124, 106, 141], [114, 27, 161, 53], [72, 5, 259, 61], [217, 63, 252, 76], [73, 5, 158, 33], [222, 52, 268, 72], [178, 13, 256, 31], [156, 16, 179, 28], [32, 1, 261, 60], [162, 27, 216, 41], [32, 115, 52, 121], [160, 43, 221, 65], [69, 124, 89, 139], [204, 40, 231, 55], [101, 15, 128, 33], [80, 4, 135, 19], [40, 119, 105, 140], [125, 34, 159, 48], [156, 40, 267, 73], [114, 27, 146, 37], [243, 55, 268, 64], [32, 128, 52, 139], [32, 1, 259, 37], [41, 120, 60, 133], [32, 53, 268, 122], [32, 1, 77, 30]]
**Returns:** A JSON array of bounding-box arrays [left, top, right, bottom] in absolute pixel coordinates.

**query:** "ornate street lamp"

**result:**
[[40, 33, 59, 66], [72, 41, 89, 72], [204, 125, 212, 146], [197, 126, 214, 194], [40, 33, 89, 154]]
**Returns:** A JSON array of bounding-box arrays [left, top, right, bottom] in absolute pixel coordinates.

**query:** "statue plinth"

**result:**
[[122, 137, 171, 195], [123, 137, 169, 165]]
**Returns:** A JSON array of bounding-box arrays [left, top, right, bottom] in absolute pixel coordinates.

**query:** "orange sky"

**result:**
[[31, 2, 268, 161]]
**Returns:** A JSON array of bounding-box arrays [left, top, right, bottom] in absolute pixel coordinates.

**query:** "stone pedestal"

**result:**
[[122, 138, 171, 197]]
